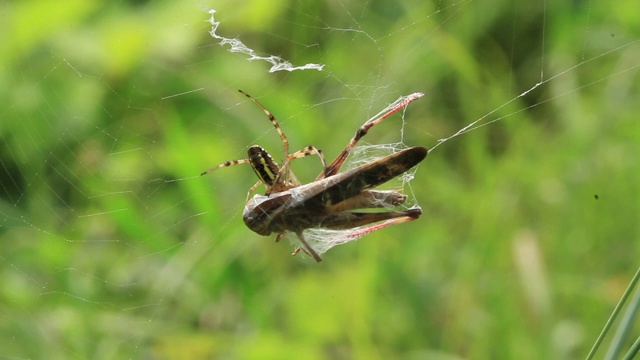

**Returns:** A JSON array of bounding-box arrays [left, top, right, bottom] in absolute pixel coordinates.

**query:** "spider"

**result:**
[[202, 90, 427, 262]]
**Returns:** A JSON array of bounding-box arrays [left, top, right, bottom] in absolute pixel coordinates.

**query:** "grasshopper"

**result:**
[[202, 91, 426, 262]]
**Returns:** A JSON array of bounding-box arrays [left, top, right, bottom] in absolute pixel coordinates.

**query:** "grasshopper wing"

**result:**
[[299, 146, 427, 210]]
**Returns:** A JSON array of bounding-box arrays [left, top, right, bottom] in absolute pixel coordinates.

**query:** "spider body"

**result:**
[[247, 146, 281, 188]]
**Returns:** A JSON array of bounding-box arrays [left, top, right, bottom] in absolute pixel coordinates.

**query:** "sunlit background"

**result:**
[[1, 0, 639, 359]]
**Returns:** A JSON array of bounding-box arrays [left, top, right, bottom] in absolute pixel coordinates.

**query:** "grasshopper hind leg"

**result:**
[[293, 231, 322, 262]]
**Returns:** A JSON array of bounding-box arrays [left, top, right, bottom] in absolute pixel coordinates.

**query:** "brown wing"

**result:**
[[300, 146, 427, 210]]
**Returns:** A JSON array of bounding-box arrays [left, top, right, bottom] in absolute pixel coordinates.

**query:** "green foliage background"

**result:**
[[1, 0, 639, 359]]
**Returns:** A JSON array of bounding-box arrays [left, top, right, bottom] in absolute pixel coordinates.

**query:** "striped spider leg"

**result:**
[[201, 90, 326, 200], [202, 91, 425, 262]]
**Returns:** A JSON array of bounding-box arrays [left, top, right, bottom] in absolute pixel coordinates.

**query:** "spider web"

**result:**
[[1, 0, 639, 358]]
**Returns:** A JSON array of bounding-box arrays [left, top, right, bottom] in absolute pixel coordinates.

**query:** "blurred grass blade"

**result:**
[[621, 336, 640, 360], [605, 281, 640, 360], [586, 266, 640, 360]]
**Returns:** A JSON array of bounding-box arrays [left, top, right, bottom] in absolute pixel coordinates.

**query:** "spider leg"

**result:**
[[319, 93, 424, 179], [200, 154, 269, 199], [239, 90, 289, 160], [271, 145, 326, 193], [245, 180, 263, 202], [200, 158, 252, 176], [287, 145, 326, 170]]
